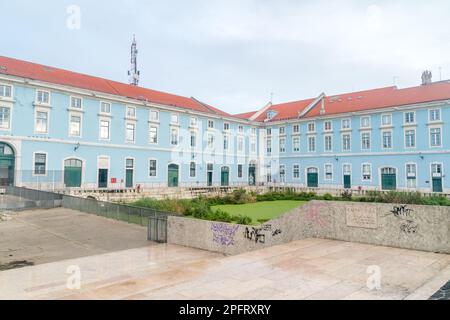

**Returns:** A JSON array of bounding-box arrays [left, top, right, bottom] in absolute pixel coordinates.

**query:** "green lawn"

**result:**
[[212, 200, 306, 224]]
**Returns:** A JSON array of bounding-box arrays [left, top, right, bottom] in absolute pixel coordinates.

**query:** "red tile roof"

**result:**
[[0, 56, 230, 117], [234, 111, 258, 120], [254, 83, 450, 122]]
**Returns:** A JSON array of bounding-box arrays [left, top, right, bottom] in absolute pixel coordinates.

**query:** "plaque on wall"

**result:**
[[346, 206, 378, 229]]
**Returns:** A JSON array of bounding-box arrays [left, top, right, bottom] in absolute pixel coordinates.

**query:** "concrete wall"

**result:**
[[167, 201, 450, 255]]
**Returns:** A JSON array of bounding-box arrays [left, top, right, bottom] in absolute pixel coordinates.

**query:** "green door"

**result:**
[[126, 169, 133, 188], [307, 168, 319, 188], [0, 143, 15, 187], [64, 159, 82, 188], [432, 178, 443, 193], [221, 167, 229, 186], [168, 164, 179, 187], [344, 175, 351, 189], [248, 165, 256, 186], [98, 169, 108, 188], [207, 172, 213, 187]]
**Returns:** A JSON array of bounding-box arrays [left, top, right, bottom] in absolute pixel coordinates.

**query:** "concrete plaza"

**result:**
[[1, 238, 449, 300]]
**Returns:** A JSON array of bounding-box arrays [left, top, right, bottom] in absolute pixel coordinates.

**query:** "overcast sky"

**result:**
[[3, 0, 450, 114]]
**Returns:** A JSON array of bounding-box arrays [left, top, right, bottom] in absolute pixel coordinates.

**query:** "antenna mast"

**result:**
[[128, 35, 140, 86]]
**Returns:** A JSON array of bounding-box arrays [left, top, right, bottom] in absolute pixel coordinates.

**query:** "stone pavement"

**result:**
[[1, 238, 449, 300]]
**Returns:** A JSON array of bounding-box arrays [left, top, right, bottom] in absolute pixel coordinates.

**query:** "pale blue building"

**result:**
[[0, 56, 448, 193]]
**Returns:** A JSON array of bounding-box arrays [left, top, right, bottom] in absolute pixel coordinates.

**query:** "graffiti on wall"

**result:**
[[211, 223, 239, 246], [386, 205, 419, 235], [244, 224, 282, 244]]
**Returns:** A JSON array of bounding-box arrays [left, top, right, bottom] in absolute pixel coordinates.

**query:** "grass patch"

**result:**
[[212, 200, 306, 224]]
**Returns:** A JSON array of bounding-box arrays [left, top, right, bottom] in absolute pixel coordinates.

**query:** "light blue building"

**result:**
[[0, 56, 448, 193]]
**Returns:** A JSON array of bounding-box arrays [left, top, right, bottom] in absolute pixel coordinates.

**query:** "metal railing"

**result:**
[[4, 186, 63, 209]]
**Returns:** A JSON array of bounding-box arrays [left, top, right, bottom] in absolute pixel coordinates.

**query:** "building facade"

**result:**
[[0, 56, 448, 193]]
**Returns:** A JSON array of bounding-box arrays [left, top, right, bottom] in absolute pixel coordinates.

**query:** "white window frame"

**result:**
[[68, 112, 82, 138], [100, 101, 111, 114], [190, 131, 197, 148], [341, 118, 351, 130], [250, 137, 256, 153], [362, 163, 372, 182], [149, 109, 159, 122], [279, 126, 286, 135], [324, 120, 333, 132], [170, 113, 179, 124], [405, 162, 417, 189], [404, 128, 416, 149], [279, 164, 286, 183], [70, 96, 83, 110], [207, 133, 215, 150], [381, 130, 393, 149], [361, 131, 371, 150], [125, 122, 136, 143], [148, 158, 158, 178], [0, 105, 11, 130], [324, 163, 333, 181], [360, 116, 371, 129], [208, 119, 215, 129], [429, 126, 442, 148], [0, 83, 13, 99], [171, 127, 179, 146], [238, 136, 244, 153], [149, 125, 158, 145], [429, 108, 441, 123], [292, 136, 300, 153], [404, 111, 416, 125], [32, 152, 48, 177], [293, 124, 300, 134], [238, 164, 244, 179], [36, 90, 51, 105], [307, 122, 316, 133], [99, 118, 111, 141], [126, 106, 137, 118], [293, 164, 300, 180], [381, 113, 392, 127], [189, 161, 197, 178], [324, 134, 333, 152], [190, 117, 198, 127], [34, 108, 49, 134], [308, 135, 316, 152], [342, 133, 351, 151], [279, 137, 286, 153], [223, 122, 230, 132]]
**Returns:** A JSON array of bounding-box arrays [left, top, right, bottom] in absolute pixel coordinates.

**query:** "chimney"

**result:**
[[421, 70, 432, 85]]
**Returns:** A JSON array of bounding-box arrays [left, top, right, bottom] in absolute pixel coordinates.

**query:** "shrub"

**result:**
[[341, 189, 353, 201], [257, 218, 270, 224], [232, 215, 252, 225], [322, 193, 333, 201]]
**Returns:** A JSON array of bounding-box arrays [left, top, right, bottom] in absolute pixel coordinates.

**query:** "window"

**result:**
[[238, 164, 243, 178], [71, 97, 82, 109], [238, 125, 244, 133], [266, 138, 272, 155], [238, 137, 244, 152], [150, 110, 159, 121], [190, 131, 196, 148], [207, 134, 215, 149], [293, 137, 300, 152], [342, 134, 351, 151], [429, 109, 441, 122], [223, 136, 229, 150], [293, 165, 300, 179], [126, 123, 135, 142], [0, 107, 10, 129], [223, 122, 230, 131], [279, 126, 285, 135], [324, 121, 332, 131], [307, 123, 316, 133], [190, 162, 196, 178], [171, 128, 179, 145], [126, 158, 134, 169], [405, 129, 416, 148], [293, 124, 300, 133], [342, 118, 351, 130], [149, 160, 157, 177], [35, 111, 48, 133], [432, 163, 442, 176], [34, 153, 46, 175], [430, 128, 442, 147], [251, 127, 257, 135], [69, 115, 81, 136], [279, 138, 286, 153], [100, 120, 110, 140], [149, 126, 158, 144], [279, 165, 286, 183], [37, 90, 50, 104], [308, 136, 316, 152], [381, 114, 392, 126], [127, 106, 136, 118], [171, 114, 179, 124], [361, 132, 371, 150], [360, 116, 371, 128], [362, 164, 372, 181], [190, 117, 198, 127], [325, 164, 333, 180], [250, 137, 256, 153], [406, 164, 417, 188], [382, 131, 392, 149], [0, 84, 12, 98], [208, 120, 215, 129], [404, 112, 415, 124], [266, 128, 272, 136], [266, 164, 272, 183], [100, 102, 111, 114], [324, 135, 332, 152]]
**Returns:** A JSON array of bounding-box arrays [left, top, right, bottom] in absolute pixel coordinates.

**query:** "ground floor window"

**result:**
[[293, 165, 300, 179], [279, 165, 286, 183], [34, 153, 47, 175], [190, 162, 196, 178], [238, 164, 243, 178], [149, 159, 157, 177], [406, 164, 417, 188], [362, 164, 372, 181], [324, 164, 333, 181]]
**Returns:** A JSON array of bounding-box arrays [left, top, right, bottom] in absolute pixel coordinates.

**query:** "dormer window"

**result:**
[[266, 110, 277, 120], [71, 97, 82, 109], [37, 90, 50, 105]]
